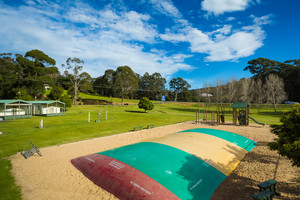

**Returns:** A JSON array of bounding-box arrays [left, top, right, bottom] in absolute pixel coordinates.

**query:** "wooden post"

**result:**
[[39, 119, 43, 129], [88, 112, 90, 123], [106, 110, 108, 120]]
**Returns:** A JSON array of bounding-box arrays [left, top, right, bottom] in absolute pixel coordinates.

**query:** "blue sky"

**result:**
[[1, 0, 299, 89]]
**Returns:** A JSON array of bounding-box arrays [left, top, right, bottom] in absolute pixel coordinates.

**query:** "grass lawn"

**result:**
[[0, 101, 289, 200], [79, 93, 144, 104]]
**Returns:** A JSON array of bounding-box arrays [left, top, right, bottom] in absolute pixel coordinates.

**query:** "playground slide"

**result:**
[[249, 116, 265, 126]]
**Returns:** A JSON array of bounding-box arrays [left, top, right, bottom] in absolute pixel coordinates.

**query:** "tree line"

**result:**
[[0, 50, 93, 107], [93, 68, 192, 103], [0, 50, 193, 105], [1, 50, 299, 107], [197, 58, 299, 113], [200, 74, 286, 113]]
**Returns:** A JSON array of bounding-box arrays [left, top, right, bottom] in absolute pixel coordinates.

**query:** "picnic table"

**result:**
[[133, 126, 143, 131], [147, 124, 154, 129], [252, 179, 280, 200]]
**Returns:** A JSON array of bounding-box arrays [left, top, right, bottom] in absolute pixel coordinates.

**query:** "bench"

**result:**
[[133, 126, 143, 131], [258, 179, 280, 196], [252, 190, 275, 200], [21, 141, 42, 159], [147, 124, 154, 129]]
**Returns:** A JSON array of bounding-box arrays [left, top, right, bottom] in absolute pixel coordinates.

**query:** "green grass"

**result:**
[[79, 93, 141, 104], [0, 159, 22, 200], [0, 100, 290, 200]]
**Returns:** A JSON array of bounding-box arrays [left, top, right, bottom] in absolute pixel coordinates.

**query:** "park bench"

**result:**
[[252, 179, 280, 200], [252, 190, 275, 200], [258, 179, 280, 196], [21, 141, 42, 159], [147, 124, 154, 129], [133, 126, 143, 131]]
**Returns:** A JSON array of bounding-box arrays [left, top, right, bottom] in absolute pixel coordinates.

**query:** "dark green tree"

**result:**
[[12, 87, 33, 101], [93, 69, 115, 96], [114, 66, 138, 104], [25, 49, 56, 68], [60, 94, 72, 109], [244, 57, 280, 80], [49, 85, 64, 100], [244, 57, 300, 102], [67, 86, 76, 101], [169, 77, 191, 101], [1, 50, 58, 100], [16, 50, 57, 100], [79, 72, 94, 93], [139, 72, 166, 100], [0, 56, 19, 98], [57, 72, 73, 90], [268, 104, 300, 167], [138, 97, 154, 112], [279, 60, 300, 102]]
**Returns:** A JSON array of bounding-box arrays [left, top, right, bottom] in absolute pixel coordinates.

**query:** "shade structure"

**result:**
[[71, 128, 257, 200]]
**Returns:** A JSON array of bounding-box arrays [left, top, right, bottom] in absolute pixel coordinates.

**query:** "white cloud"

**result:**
[[208, 25, 232, 36], [201, 0, 253, 15], [0, 0, 272, 82], [226, 17, 236, 21], [149, 0, 181, 18], [65, 3, 158, 43], [250, 14, 273, 25], [205, 30, 264, 61], [160, 20, 266, 62], [0, 1, 193, 78]]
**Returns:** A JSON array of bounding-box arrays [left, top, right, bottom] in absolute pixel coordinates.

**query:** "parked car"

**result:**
[[284, 101, 299, 104]]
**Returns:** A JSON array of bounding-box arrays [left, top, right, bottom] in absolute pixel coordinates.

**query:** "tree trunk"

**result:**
[[74, 80, 78, 105], [273, 103, 277, 114]]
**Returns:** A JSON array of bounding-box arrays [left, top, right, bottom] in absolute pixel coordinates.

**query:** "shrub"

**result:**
[[268, 104, 300, 167], [49, 85, 64, 100], [60, 94, 72, 109], [138, 97, 154, 112]]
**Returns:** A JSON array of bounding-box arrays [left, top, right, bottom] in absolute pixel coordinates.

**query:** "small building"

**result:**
[[26, 101, 65, 116], [0, 100, 32, 120], [44, 84, 50, 90]]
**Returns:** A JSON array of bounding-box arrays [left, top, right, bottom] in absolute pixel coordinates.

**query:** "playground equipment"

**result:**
[[233, 102, 250, 126], [249, 116, 265, 126], [196, 106, 224, 126], [196, 110, 217, 125], [71, 128, 257, 200]]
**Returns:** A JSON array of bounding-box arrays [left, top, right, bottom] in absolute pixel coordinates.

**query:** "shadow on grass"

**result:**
[[251, 111, 283, 117], [125, 110, 146, 113], [169, 107, 234, 115], [168, 107, 197, 113], [154, 110, 168, 114]]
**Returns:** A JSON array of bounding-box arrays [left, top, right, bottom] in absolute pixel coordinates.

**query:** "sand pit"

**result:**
[[10, 122, 300, 200]]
